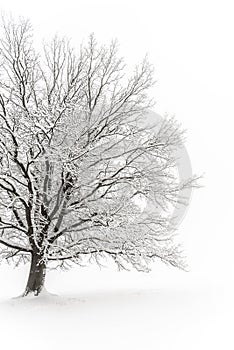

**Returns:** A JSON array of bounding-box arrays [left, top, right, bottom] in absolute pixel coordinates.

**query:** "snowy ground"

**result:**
[[0, 263, 233, 350]]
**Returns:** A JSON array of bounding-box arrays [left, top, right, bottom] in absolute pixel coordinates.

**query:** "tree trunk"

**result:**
[[23, 251, 46, 296]]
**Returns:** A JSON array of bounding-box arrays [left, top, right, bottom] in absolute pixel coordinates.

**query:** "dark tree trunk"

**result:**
[[23, 251, 46, 296]]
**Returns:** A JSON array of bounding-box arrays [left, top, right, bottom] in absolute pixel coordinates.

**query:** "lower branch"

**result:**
[[0, 237, 32, 252]]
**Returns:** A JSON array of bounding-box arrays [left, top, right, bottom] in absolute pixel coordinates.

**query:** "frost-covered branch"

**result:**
[[0, 16, 196, 279]]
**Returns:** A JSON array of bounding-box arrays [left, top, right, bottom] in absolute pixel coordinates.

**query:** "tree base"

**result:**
[[22, 288, 43, 297], [14, 288, 57, 299]]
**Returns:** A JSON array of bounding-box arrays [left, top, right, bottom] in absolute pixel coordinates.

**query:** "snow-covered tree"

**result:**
[[0, 17, 194, 296]]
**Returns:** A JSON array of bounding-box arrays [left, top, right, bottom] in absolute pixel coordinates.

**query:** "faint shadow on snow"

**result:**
[[0, 286, 214, 313], [1, 288, 158, 307]]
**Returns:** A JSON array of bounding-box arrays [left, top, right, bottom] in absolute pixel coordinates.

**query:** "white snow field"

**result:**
[[0, 260, 233, 350]]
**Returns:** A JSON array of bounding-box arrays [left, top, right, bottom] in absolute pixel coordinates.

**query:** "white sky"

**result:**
[[0, 0, 233, 296]]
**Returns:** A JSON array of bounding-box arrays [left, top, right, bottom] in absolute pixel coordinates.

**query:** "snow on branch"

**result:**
[[0, 16, 196, 273]]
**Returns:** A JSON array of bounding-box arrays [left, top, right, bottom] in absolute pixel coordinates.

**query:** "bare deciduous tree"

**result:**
[[0, 17, 195, 296]]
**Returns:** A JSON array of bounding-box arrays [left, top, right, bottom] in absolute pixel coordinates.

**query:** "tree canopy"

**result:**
[[0, 17, 195, 295]]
